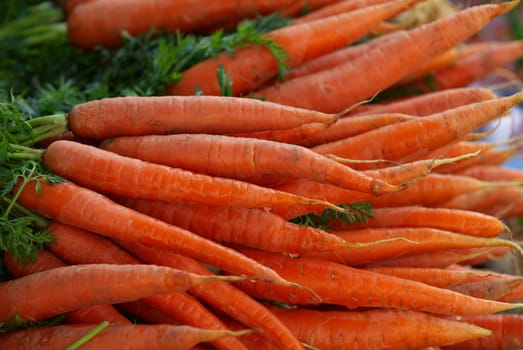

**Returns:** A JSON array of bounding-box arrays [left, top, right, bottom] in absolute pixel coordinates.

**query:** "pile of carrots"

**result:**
[[3, 0, 523, 349]]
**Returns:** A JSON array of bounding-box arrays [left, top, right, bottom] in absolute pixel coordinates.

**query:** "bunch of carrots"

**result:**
[[3, 0, 523, 349]]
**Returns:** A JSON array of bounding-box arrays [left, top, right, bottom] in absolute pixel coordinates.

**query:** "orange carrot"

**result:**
[[169, 0, 420, 96], [46, 222, 250, 350], [66, 0, 297, 49], [62, 95, 338, 139], [15, 179, 294, 284], [442, 314, 523, 350], [331, 206, 506, 238], [294, 0, 395, 23], [0, 324, 253, 350], [2, 250, 130, 325], [122, 241, 307, 350], [437, 186, 523, 214], [234, 248, 523, 315], [311, 90, 523, 166], [305, 227, 523, 265], [43, 140, 344, 211], [118, 197, 352, 254], [409, 40, 523, 92], [226, 122, 330, 145], [448, 278, 523, 301], [348, 87, 495, 117], [255, 1, 518, 112], [101, 134, 402, 196], [115, 301, 179, 325], [458, 164, 523, 182], [270, 307, 493, 350], [0, 263, 242, 322]]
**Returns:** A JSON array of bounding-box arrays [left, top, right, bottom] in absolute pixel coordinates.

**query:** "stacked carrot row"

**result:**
[[3, 0, 523, 349]]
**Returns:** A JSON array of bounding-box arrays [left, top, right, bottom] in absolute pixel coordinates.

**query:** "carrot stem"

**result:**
[[65, 321, 110, 350]]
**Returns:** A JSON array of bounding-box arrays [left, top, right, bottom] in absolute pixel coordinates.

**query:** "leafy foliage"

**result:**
[[291, 202, 374, 230]]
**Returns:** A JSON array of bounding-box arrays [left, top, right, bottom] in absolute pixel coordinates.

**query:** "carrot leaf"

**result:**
[[0, 314, 64, 334], [217, 64, 234, 96], [290, 202, 373, 230]]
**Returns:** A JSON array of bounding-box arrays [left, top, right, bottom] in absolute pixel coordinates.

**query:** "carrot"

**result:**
[[226, 122, 330, 146], [408, 40, 523, 92], [2, 250, 131, 325], [15, 179, 295, 284], [442, 314, 523, 350], [282, 29, 400, 81], [234, 248, 523, 316], [42, 140, 344, 211], [277, 0, 341, 17], [362, 248, 503, 268], [115, 301, 179, 325], [367, 173, 523, 208], [295, 112, 415, 147], [118, 197, 353, 254], [255, 1, 519, 113], [62, 0, 97, 13], [121, 241, 307, 350], [311, 90, 523, 166], [348, 87, 496, 117], [363, 266, 489, 288], [56, 95, 339, 139], [101, 134, 402, 196], [437, 186, 523, 214], [293, 0, 395, 23], [330, 206, 507, 238], [305, 227, 523, 265], [66, 0, 297, 49], [0, 324, 253, 350], [45, 222, 250, 350], [269, 307, 493, 350], [0, 263, 244, 322], [448, 278, 523, 301], [169, 0, 421, 96], [458, 164, 523, 182]]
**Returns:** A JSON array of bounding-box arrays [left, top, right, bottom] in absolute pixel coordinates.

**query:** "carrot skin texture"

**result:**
[[329, 206, 506, 238], [120, 197, 350, 254], [0, 263, 235, 322], [66, 0, 296, 49], [67, 95, 336, 139], [15, 180, 287, 283], [256, 1, 518, 113], [2, 250, 131, 325], [270, 307, 492, 350], [311, 91, 523, 165], [234, 248, 521, 316], [101, 134, 399, 196], [442, 314, 523, 350], [0, 324, 251, 350], [123, 242, 307, 350], [44, 140, 341, 211], [169, 0, 420, 96], [45, 222, 250, 350]]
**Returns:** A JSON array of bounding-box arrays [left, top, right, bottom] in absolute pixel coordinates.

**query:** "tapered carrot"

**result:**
[[295, 113, 414, 147], [15, 179, 296, 285], [277, 0, 341, 17], [348, 87, 495, 117], [119, 197, 353, 254], [115, 301, 179, 325], [294, 0, 395, 23], [305, 227, 523, 265], [0, 324, 253, 350], [2, 250, 131, 325], [368, 173, 523, 208], [0, 263, 244, 322], [66, 0, 297, 49], [458, 164, 523, 182], [331, 206, 507, 238], [46, 222, 250, 350], [363, 248, 502, 268], [54, 95, 339, 139], [311, 90, 523, 165], [437, 186, 523, 214], [42, 140, 344, 211], [233, 248, 523, 315], [226, 122, 330, 145], [408, 40, 523, 92], [122, 241, 307, 350], [363, 266, 487, 288], [396, 47, 463, 84], [270, 307, 493, 350], [101, 134, 402, 196], [448, 278, 523, 301], [255, 1, 519, 112], [169, 0, 421, 96], [442, 314, 523, 350]]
